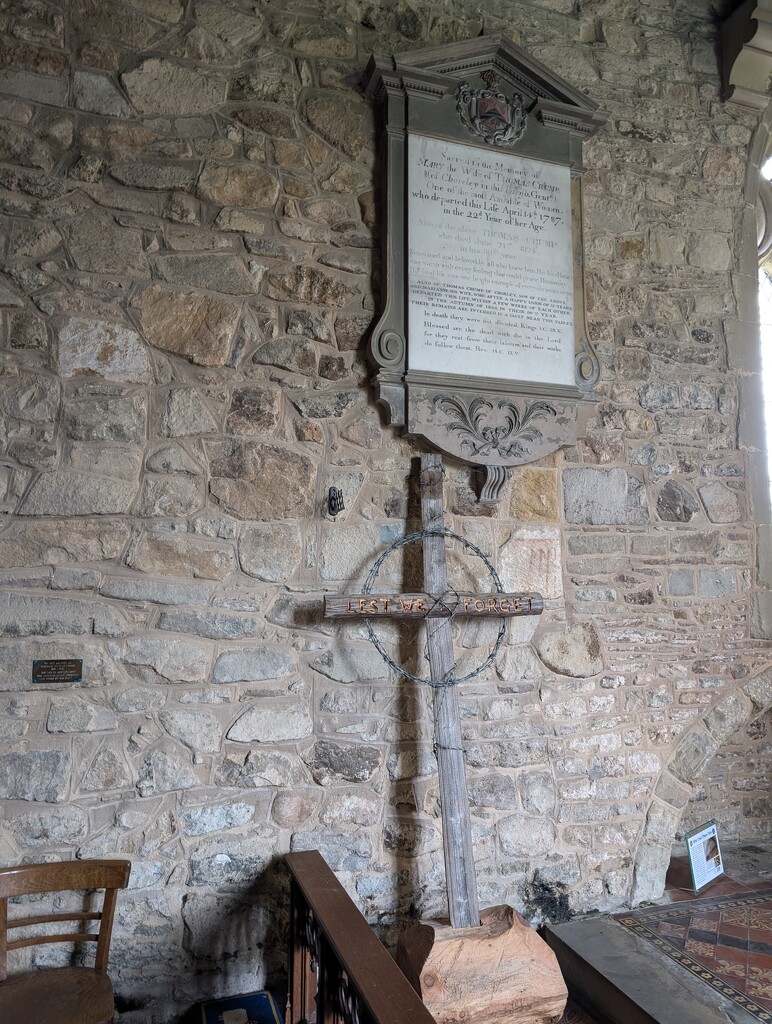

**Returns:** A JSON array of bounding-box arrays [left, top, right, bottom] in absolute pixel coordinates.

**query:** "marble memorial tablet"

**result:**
[[365, 35, 606, 500], [408, 136, 574, 386]]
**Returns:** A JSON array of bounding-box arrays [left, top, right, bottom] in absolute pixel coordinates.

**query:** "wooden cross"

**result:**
[[324, 453, 544, 929]]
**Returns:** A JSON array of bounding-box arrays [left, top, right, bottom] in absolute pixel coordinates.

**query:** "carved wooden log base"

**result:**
[[396, 904, 568, 1024]]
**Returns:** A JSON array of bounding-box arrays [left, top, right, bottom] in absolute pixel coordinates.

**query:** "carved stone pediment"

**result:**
[[364, 34, 606, 501]]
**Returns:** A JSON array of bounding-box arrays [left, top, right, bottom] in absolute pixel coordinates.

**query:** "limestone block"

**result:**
[[0, 519, 130, 567], [535, 623, 603, 678], [303, 739, 381, 785], [196, 2, 264, 48], [137, 475, 204, 517], [213, 646, 295, 683], [704, 690, 752, 743], [63, 216, 145, 274], [518, 771, 557, 815], [197, 162, 279, 208], [303, 91, 373, 158], [5, 806, 87, 847], [215, 749, 307, 788], [160, 709, 223, 753], [563, 467, 650, 525], [179, 801, 254, 836], [145, 444, 203, 475], [73, 70, 131, 116], [209, 440, 316, 520], [127, 530, 235, 580], [265, 264, 356, 306], [320, 789, 380, 827], [162, 387, 220, 436], [81, 744, 133, 791], [20, 470, 137, 516], [318, 524, 380, 581], [498, 525, 563, 599], [122, 636, 210, 684], [468, 773, 517, 810], [137, 740, 197, 796], [134, 285, 241, 366], [188, 833, 273, 886], [630, 841, 672, 905], [227, 702, 313, 743], [293, 388, 362, 418], [109, 160, 197, 190], [181, 892, 271, 985], [290, 829, 371, 871], [153, 253, 257, 295], [698, 481, 743, 523], [384, 818, 440, 856], [47, 696, 118, 733], [1, 373, 59, 421], [0, 748, 70, 802], [496, 645, 545, 684], [498, 813, 556, 856], [0, 591, 127, 637], [0, 69, 68, 106], [272, 792, 319, 828], [239, 523, 302, 583], [225, 384, 281, 434], [311, 646, 388, 683], [656, 480, 701, 522], [56, 316, 152, 383], [669, 725, 720, 783], [156, 608, 260, 640], [113, 688, 166, 713], [387, 747, 437, 781], [101, 576, 213, 606], [62, 390, 147, 444], [121, 58, 226, 115], [744, 667, 772, 712]]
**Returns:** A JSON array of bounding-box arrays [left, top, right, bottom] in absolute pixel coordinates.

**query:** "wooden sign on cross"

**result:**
[[324, 453, 544, 929]]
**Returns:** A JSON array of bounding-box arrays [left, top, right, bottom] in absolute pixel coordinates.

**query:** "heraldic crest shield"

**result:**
[[455, 69, 528, 147]]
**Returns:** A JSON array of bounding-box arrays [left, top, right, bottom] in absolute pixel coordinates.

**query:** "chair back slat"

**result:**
[[0, 859, 130, 980], [0, 860, 130, 899], [9, 933, 100, 950], [9, 912, 101, 929]]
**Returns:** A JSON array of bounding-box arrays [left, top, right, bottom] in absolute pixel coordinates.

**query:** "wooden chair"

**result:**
[[0, 859, 131, 1024]]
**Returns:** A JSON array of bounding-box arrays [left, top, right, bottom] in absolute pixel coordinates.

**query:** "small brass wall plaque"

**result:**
[[32, 658, 83, 685]]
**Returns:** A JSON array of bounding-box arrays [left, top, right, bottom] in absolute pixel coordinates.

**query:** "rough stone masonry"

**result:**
[[0, 0, 770, 1021]]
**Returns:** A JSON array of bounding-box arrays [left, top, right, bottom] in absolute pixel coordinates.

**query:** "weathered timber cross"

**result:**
[[324, 453, 544, 929]]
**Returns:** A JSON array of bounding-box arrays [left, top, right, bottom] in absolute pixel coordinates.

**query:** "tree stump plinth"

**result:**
[[396, 904, 568, 1024]]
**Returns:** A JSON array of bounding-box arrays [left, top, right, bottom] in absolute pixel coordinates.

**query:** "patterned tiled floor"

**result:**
[[616, 887, 772, 1022]]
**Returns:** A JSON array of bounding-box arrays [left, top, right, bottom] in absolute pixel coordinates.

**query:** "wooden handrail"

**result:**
[[285, 851, 435, 1024]]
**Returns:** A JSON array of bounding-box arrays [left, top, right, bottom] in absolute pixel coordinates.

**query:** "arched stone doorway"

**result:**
[[630, 12, 772, 902]]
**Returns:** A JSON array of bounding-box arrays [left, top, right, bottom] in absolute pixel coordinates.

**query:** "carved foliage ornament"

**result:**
[[456, 70, 528, 147], [433, 394, 556, 460]]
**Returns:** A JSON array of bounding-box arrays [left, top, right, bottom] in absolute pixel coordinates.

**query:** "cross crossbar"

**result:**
[[324, 592, 544, 618]]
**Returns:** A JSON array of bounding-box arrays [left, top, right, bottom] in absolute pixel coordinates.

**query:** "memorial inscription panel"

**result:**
[[408, 135, 574, 386], [364, 35, 606, 493]]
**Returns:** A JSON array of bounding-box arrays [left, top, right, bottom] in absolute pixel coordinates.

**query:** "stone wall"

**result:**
[[682, 708, 772, 843], [0, 0, 770, 1021]]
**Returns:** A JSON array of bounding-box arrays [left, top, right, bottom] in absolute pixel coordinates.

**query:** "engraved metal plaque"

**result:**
[[32, 658, 83, 685], [364, 34, 607, 500]]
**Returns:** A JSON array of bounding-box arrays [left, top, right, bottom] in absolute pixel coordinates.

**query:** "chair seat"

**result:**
[[0, 966, 115, 1024]]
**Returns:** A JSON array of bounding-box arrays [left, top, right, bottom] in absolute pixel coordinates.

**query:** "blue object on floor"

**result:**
[[198, 990, 283, 1024]]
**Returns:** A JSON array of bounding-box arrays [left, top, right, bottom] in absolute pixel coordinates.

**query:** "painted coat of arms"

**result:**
[[456, 69, 528, 147]]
